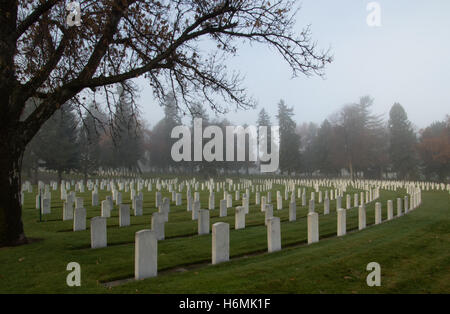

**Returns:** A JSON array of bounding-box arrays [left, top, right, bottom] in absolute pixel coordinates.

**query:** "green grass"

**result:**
[[0, 184, 449, 293]]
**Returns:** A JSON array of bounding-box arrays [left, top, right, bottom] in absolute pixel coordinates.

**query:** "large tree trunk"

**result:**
[[0, 135, 27, 247]]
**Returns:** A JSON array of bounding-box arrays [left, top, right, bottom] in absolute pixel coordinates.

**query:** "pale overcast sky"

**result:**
[[136, 0, 450, 130]]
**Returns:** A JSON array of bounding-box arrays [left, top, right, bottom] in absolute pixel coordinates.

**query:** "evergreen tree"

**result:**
[[257, 108, 272, 170], [276, 100, 301, 174], [336, 96, 386, 179], [149, 93, 182, 172], [311, 119, 336, 176], [417, 117, 450, 181], [257, 108, 272, 128], [388, 103, 418, 179], [78, 102, 105, 179], [110, 83, 145, 172], [297, 122, 318, 175], [34, 105, 80, 181]]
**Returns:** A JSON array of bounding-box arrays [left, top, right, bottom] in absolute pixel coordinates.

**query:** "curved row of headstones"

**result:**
[[22, 175, 448, 215], [24, 176, 429, 242], [133, 186, 422, 280], [22, 177, 430, 281]]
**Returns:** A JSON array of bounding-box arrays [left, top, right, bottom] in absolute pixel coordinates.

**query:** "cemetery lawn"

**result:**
[[0, 187, 449, 293]]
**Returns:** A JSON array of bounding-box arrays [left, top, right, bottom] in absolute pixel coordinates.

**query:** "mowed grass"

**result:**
[[0, 183, 449, 293]]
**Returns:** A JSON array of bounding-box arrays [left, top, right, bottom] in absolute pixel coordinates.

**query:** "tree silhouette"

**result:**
[[0, 0, 331, 246]]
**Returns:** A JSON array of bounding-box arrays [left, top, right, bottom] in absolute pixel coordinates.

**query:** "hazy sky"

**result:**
[[136, 0, 450, 131]]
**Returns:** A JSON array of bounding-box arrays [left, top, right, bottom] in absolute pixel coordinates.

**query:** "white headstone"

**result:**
[[265, 204, 273, 226], [324, 198, 330, 215], [209, 193, 215, 210], [41, 198, 51, 214], [212, 222, 229, 265], [261, 196, 266, 212], [92, 192, 99, 206], [289, 201, 296, 222], [192, 200, 200, 220], [220, 199, 227, 217], [116, 191, 123, 205], [235, 206, 246, 230], [358, 205, 366, 230], [309, 199, 315, 213], [119, 204, 130, 227], [73, 207, 86, 231], [198, 209, 210, 235], [387, 200, 394, 220], [151, 212, 165, 241], [135, 230, 157, 280], [134, 198, 143, 216], [375, 202, 382, 224], [90, 217, 107, 248], [276, 193, 282, 210], [397, 198, 402, 217], [337, 208, 346, 236], [336, 196, 342, 211], [267, 217, 281, 253], [155, 192, 162, 207], [63, 200, 74, 220], [101, 199, 111, 218], [159, 197, 170, 222], [307, 212, 319, 244], [404, 196, 409, 214], [226, 193, 232, 208]]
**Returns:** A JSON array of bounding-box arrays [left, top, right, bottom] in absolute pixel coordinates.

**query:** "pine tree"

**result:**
[[388, 103, 418, 179], [34, 105, 80, 181], [78, 102, 105, 179], [256, 108, 272, 170], [110, 84, 144, 172], [311, 119, 336, 176], [276, 100, 301, 174], [417, 117, 449, 181], [149, 93, 182, 172], [337, 96, 386, 179]]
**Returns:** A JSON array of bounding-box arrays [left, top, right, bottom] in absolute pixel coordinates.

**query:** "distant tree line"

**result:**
[[22, 85, 146, 182], [22, 93, 450, 182], [296, 96, 449, 181]]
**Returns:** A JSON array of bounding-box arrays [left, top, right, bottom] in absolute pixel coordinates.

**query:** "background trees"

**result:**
[[417, 116, 450, 181], [22, 86, 147, 181], [22, 105, 79, 182], [23, 95, 449, 182], [1, 0, 332, 246], [297, 122, 318, 176], [388, 103, 418, 179], [308, 119, 338, 176], [148, 94, 182, 173], [277, 100, 301, 175], [257, 108, 273, 173], [332, 96, 386, 179], [295, 97, 447, 181], [108, 85, 145, 172], [78, 102, 104, 180]]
